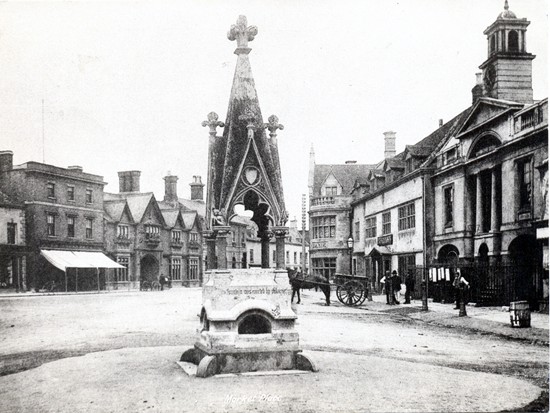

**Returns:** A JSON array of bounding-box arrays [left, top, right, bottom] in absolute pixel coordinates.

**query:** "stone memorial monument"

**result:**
[[180, 15, 316, 377]]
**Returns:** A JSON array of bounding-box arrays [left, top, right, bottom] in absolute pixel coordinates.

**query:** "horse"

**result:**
[[288, 269, 331, 306]]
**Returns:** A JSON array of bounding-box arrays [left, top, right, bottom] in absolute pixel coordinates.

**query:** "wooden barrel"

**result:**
[[510, 301, 531, 328]]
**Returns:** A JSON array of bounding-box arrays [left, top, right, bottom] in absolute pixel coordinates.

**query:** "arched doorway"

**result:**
[[509, 235, 540, 307], [438, 244, 459, 267], [140, 254, 159, 284]]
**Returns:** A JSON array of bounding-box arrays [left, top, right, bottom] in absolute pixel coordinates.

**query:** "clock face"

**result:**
[[484, 64, 496, 92]]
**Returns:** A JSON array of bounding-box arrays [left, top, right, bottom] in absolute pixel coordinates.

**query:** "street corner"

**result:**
[[0, 346, 542, 413]]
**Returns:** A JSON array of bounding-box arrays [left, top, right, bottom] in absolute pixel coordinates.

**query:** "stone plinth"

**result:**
[[181, 268, 317, 377]]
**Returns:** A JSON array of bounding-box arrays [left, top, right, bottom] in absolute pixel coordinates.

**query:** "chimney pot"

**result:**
[[383, 131, 396, 159], [118, 170, 141, 193], [472, 72, 484, 103], [439, 119, 443, 127], [190, 175, 204, 201], [164, 174, 179, 203], [0, 150, 14, 173]]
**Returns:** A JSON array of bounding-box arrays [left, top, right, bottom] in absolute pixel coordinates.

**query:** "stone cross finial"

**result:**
[[228, 15, 258, 54], [202, 112, 224, 136], [264, 115, 284, 139]]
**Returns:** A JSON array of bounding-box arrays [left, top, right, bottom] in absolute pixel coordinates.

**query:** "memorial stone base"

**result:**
[[180, 268, 317, 377]]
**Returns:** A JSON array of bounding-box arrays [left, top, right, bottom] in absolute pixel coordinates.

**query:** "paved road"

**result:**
[[0, 288, 547, 412]]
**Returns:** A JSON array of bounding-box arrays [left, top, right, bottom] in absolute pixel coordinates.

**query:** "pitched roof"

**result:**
[[404, 145, 433, 158], [161, 209, 183, 229], [182, 211, 199, 230], [178, 198, 206, 217], [383, 158, 406, 170], [103, 200, 128, 222], [104, 192, 155, 223], [312, 163, 376, 196]]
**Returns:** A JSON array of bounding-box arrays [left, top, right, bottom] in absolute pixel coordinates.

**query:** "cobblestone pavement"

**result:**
[[0, 288, 547, 412]]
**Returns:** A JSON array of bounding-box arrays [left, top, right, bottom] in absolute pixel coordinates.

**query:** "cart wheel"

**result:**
[[151, 281, 161, 291], [336, 280, 366, 306]]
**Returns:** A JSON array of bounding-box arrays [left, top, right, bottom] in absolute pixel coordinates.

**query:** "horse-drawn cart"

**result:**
[[332, 273, 369, 307], [288, 269, 369, 307]]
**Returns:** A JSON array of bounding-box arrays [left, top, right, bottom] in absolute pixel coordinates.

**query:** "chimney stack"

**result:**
[[118, 170, 141, 193], [67, 165, 83, 173], [472, 72, 484, 103], [439, 119, 444, 128], [383, 131, 396, 159], [164, 173, 179, 202], [190, 176, 204, 201], [345, 160, 357, 164], [0, 151, 14, 173]]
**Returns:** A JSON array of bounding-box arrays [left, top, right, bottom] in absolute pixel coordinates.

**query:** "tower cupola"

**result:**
[[479, 0, 535, 104]]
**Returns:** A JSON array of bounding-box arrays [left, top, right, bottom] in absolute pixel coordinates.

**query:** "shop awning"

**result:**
[[40, 249, 124, 272]]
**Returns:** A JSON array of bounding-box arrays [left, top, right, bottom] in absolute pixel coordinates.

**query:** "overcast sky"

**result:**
[[0, 0, 547, 225]]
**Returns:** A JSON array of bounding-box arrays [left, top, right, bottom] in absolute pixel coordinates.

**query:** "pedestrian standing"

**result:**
[[453, 270, 469, 309], [159, 274, 166, 291], [404, 270, 415, 304], [391, 270, 401, 304], [381, 271, 392, 305]]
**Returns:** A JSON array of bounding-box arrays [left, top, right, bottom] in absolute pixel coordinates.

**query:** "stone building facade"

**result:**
[[349, 117, 467, 291], [308, 146, 374, 279], [430, 3, 548, 308], [0, 184, 28, 291], [0, 151, 106, 290], [104, 172, 206, 289]]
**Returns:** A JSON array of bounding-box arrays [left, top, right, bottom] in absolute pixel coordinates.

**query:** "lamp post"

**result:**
[[347, 236, 354, 275]]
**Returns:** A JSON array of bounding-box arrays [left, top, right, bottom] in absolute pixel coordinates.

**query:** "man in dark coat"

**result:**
[[404, 270, 415, 304]]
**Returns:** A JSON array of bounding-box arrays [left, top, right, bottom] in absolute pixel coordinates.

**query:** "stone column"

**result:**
[[215, 226, 231, 270], [273, 227, 289, 270], [491, 167, 500, 232], [204, 230, 217, 270], [475, 173, 483, 234], [260, 230, 273, 269]]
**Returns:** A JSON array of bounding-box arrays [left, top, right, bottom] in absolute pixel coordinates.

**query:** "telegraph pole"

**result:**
[[301, 194, 307, 274]]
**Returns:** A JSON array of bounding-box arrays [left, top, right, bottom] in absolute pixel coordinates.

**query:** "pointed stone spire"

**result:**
[[206, 15, 286, 230]]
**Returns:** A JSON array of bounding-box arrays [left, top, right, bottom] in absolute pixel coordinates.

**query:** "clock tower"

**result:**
[[479, 0, 535, 104]]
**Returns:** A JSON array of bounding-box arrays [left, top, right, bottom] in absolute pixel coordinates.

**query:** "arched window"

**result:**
[[469, 135, 501, 159], [508, 30, 519, 52]]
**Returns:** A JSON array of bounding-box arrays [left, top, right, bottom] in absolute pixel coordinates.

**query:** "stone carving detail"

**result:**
[[212, 208, 227, 227], [227, 15, 258, 49], [264, 115, 284, 138], [202, 112, 224, 136], [278, 210, 289, 226]]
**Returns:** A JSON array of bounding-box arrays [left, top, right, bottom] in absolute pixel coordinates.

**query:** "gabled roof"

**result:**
[[312, 163, 376, 196], [182, 211, 200, 231], [104, 192, 160, 224], [103, 200, 132, 223], [455, 97, 522, 138], [161, 209, 184, 229]]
